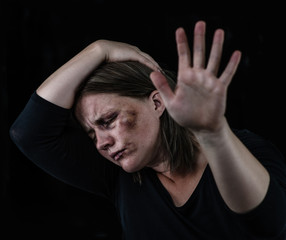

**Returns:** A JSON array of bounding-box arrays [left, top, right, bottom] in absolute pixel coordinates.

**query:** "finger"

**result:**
[[219, 50, 242, 85], [193, 21, 206, 68], [137, 54, 161, 72], [206, 29, 224, 76], [132, 47, 162, 71], [124, 54, 159, 72], [117, 43, 161, 71], [176, 27, 191, 71], [150, 71, 175, 105]]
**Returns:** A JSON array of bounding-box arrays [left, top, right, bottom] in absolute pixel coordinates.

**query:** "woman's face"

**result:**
[[75, 91, 165, 173]]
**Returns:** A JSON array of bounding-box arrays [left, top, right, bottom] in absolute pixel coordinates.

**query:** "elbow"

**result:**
[[10, 123, 20, 145], [9, 121, 30, 153]]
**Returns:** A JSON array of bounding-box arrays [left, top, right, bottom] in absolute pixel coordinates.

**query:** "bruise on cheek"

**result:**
[[121, 110, 137, 129]]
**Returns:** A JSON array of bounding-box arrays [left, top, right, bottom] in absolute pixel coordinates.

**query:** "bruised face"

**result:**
[[75, 91, 165, 173]]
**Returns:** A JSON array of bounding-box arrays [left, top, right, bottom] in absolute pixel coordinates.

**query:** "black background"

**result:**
[[1, 1, 285, 239]]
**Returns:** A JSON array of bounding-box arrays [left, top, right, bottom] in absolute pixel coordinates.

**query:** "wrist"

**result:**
[[193, 117, 230, 146], [85, 40, 106, 62]]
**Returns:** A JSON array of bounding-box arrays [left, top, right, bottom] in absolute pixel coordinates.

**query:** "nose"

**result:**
[[95, 130, 115, 151]]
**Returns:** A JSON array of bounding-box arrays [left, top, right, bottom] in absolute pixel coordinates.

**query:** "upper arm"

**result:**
[[10, 92, 118, 197]]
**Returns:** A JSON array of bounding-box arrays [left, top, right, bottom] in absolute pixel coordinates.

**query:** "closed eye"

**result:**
[[98, 112, 118, 128]]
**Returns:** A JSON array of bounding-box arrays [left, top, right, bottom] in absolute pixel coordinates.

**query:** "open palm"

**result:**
[[150, 21, 241, 132]]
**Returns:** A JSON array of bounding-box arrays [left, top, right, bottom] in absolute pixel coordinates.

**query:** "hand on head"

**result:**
[[96, 39, 161, 72]]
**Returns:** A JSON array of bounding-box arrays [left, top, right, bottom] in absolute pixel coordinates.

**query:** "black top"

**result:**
[[10, 92, 286, 239]]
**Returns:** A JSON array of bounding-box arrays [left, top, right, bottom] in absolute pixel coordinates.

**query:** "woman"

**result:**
[[10, 21, 286, 239]]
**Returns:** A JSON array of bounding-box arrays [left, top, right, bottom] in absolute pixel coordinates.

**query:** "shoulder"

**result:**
[[233, 128, 278, 151], [232, 128, 286, 170], [232, 128, 266, 143]]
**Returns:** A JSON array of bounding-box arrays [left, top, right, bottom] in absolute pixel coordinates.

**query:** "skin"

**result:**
[[37, 20, 270, 213], [37, 40, 160, 109], [150, 21, 270, 212], [75, 91, 166, 173]]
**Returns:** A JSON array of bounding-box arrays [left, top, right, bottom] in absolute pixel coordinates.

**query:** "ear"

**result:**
[[149, 90, 165, 117]]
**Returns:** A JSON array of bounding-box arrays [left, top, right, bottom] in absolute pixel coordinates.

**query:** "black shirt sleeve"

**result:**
[[233, 129, 286, 239], [9, 92, 118, 199]]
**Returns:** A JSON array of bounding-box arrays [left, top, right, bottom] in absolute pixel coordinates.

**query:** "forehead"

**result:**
[[77, 93, 146, 117]]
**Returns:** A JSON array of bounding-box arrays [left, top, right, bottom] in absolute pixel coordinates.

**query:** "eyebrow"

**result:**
[[89, 111, 119, 130], [81, 110, 118, 133]]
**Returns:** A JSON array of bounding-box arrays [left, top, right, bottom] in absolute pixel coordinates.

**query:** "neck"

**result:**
[[150, 160, 171, 174], [154, 151, 206, 181], [147, 136, 200, 178]]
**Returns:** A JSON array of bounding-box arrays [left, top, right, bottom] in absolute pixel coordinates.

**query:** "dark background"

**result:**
[[1, 1, 285, 239]]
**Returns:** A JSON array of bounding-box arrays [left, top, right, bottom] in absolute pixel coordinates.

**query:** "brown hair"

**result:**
[[74, 61, 199, 181]]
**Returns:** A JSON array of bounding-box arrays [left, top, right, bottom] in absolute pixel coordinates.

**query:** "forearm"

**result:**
[[194, 118, 270, 213], [37, 41, 104, 109]]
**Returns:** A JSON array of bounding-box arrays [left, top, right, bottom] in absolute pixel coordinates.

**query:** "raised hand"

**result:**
[[150, 21, 241, 133]]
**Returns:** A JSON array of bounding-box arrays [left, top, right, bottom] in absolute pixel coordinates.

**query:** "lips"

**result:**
[[110, 149, 126, 161]]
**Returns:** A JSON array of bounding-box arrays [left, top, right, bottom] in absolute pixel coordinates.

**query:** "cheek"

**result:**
[[120, 111, 137, 131], [118, 110, 159, 144]]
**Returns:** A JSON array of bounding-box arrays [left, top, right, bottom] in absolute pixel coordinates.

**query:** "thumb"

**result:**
[[150, 71, 175, 104]]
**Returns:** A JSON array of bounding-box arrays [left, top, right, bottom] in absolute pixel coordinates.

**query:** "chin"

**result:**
[[120, 158, 143, 173]]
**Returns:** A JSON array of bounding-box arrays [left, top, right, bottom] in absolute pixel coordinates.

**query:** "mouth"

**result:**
[[110, 149, 126, 161]]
